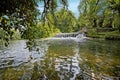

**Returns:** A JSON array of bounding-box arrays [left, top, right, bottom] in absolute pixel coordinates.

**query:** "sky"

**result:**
[[38, 0, 80, 17], [68, 0, 80, 17]]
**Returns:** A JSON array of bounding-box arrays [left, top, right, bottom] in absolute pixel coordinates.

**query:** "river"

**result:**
[[0, 38, 120, 80]]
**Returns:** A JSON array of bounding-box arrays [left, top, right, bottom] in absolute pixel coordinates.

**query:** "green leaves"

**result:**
[[55, 9, 77, 32], [78, 0, 120, 31], [0, 0, 40, 47]]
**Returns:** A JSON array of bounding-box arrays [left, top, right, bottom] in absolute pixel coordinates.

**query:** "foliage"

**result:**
[[78, 0, 120, 32], [0, 0, 40, 46], [1, 0, 120, 47], [0, 0, 70, 47], [87, 28, 120, 39], [78, 0, 106, 28], [55, 9, 77, 32], [37, 21, 60, 38]]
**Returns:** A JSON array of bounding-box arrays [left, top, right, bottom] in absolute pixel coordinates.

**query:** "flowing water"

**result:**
[[0, 38, 120, 80]]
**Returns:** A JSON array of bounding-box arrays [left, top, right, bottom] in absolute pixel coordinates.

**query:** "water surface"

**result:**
[[0, 39, 120, 80]]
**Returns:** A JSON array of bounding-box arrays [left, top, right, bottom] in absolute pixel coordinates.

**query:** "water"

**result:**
[[0, 38, 120, 80], [47, 33, 87, 42]]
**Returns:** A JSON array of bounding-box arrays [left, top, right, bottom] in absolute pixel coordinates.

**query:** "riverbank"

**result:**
[[86, 28, 120, 40]]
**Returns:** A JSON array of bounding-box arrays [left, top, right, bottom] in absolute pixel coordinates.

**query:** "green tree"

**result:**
[[0, 0, 40, 46], [78, 0, 120, 31], [108, 0, 120, 31], [0, 0, 68, 47], [78, 0, 107, 28], [55, 9, 77, 32]]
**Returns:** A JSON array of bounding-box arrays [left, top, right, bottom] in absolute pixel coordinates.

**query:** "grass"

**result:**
[[86, 28, 120, 40]]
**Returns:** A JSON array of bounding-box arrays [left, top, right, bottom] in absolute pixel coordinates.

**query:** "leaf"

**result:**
[[2, 15, 9, 20]]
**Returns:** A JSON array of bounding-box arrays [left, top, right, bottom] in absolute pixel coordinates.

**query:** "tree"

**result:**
[[78, 0, 120, 30], [0, 0, 69, 47], [1, 0, 120, 44], [55, 9, 77, 32], [0, 0, 40, 46], [108, 0, 120, 31], [78, 0, 107, 28]]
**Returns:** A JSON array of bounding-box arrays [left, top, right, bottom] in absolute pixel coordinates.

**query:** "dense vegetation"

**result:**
[[78, 0, 120, 28], [0, 0, 120, 46], [0, 0, 40, 46], [78, 0, 120, 38]]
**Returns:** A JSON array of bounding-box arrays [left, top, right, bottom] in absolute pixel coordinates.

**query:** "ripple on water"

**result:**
[[0, 39, 120, 80]]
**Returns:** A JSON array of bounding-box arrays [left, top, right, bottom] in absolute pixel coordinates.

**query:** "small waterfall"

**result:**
[[76, 33, 86, 38], [74, 33, 86, 42], [45, 32, 87, 42]]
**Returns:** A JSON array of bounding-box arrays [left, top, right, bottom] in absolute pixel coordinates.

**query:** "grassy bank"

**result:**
[[86, 28, 120, 40]]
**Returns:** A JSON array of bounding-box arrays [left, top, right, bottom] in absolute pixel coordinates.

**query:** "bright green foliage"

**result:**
[[78, 0, 107, 28], [108, 0, 120, 31], [35, 12, 61, 38], [109, 0, 120, 14], [37, 22, 60, 38], [55, 9, 77, 32], [1, 0, 119, 45], [0, 0, 69, 42], [78, 0, 120, 31]]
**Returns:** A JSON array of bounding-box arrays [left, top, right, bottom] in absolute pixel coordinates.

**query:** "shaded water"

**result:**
[[0, 39, 120, 80]]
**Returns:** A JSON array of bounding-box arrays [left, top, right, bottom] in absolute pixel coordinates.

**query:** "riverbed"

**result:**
[[0, 38, 120, 80]]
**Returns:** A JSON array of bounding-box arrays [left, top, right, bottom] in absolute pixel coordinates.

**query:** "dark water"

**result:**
[[0, 39, 120, 80]]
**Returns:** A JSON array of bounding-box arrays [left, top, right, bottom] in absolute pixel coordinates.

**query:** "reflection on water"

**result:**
[[0, 39, 120, 80], [45, 40, 81, 80], [78, 40, 120, 79]]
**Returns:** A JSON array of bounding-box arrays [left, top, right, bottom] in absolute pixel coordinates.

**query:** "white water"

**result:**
[[45, 33, 87, 42]]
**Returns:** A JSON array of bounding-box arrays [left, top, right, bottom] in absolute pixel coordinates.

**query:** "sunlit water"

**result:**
[[0, 38, 120, 80]]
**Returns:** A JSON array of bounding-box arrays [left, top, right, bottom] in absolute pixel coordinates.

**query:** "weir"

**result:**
[[47, 31, 87, 42], [54, 31, 85, 38]]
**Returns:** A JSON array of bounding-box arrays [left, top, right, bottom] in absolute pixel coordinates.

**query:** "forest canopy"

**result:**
[[0, 0, 120, 46]]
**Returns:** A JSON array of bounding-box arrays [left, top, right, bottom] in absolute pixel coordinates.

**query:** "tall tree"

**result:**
[[108, 0, 120, 31], [55, 9, 77, 32], [0, 0, 69, 46], [0, 0, 39, 46], [78, 0, 114, 28]]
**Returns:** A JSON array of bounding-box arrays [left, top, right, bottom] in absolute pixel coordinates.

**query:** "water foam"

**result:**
[[45, 33, 87, 42]]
